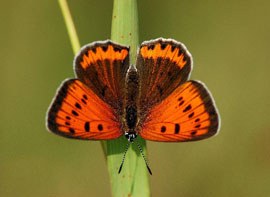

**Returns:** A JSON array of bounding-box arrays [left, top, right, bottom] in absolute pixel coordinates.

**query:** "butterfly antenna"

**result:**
[[134, 141, 152, 175], [118, 142, 131, 174]]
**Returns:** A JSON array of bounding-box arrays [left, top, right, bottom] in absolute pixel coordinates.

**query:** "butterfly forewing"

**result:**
[[139, 80, 219, 142], [47, 79, 122, 140], [75, 41, 130, 110], [136, 38, 192, 110]]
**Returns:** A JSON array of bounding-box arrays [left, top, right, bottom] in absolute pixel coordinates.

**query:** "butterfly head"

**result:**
[[125, 132, 137, 142]]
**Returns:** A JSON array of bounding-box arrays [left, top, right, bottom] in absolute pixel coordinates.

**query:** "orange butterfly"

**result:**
[[46, 38, 220, 174]]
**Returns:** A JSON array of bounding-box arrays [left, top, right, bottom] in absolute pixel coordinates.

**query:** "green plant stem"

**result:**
[[58, 0, 80, 54], [110, 0, 139, 64], [106, 0, 151, 196]]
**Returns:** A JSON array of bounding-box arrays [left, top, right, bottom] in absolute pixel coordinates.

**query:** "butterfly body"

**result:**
[[123, 66, 140, 142], [47, 38, 220, 143]]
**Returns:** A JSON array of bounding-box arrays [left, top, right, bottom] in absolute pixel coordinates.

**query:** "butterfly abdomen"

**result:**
[[125, 105, 137, 129]]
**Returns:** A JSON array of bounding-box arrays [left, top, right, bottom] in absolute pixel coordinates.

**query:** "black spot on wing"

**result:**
[[75, 102, 82, 109], [98, 124, 103, 131], [84, 122, 90, 132], [161, 126, 166, 133], [83, 94, 88, 100], [178, 96, 183, 101], [183, 104, 192, 112], [81, 98, 87, 104], [72, 110, 79, 116], [188, 112, 194, 118], [174, 123, 180, 134], [69, 128, 75, 134], [195, 124, 201, 128]]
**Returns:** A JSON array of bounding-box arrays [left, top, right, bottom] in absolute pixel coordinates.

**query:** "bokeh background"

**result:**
[[1, 0, 270, 196]]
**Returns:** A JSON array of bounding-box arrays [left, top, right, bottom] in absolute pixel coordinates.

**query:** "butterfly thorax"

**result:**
[[124, 66, 140, 142]]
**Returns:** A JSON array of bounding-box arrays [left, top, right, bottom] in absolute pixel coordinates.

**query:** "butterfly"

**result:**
[[46, 38, 220, 174]]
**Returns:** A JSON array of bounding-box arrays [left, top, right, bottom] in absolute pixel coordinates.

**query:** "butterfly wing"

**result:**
[[47, 79, 122, 140], [139, 80, 220, 142], [136, 38, 192, 109], [75, 40, 129, 110]]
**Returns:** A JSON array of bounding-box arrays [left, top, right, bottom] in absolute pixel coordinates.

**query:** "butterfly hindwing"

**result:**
[[136, 38, 192, 110], [75, 40, 130, 110], [47, 79, 122, 140], [139, 80, 219, 142]]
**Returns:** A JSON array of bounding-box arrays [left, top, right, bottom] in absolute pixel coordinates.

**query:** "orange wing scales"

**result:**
[[140, 42, 187, 69], [81, 45, 128, 69], [47, 79, 122, 140], [139, 80, 219, 142]]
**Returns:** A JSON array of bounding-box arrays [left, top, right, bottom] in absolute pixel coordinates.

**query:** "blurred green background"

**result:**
[[1, 0, 270, 196]]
